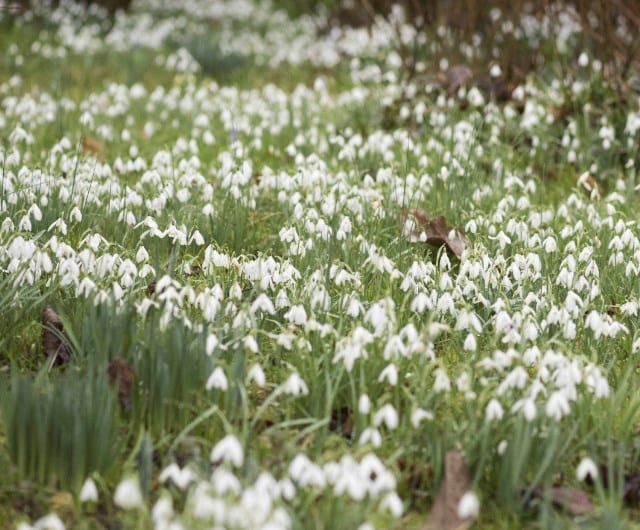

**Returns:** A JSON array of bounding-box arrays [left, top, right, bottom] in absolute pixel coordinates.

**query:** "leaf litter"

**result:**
[[423, 449, 476, 530], [402, 208, 469, 258]]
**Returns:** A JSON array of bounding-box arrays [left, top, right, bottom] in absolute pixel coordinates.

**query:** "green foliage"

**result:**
[[1, 369, 117, 493]]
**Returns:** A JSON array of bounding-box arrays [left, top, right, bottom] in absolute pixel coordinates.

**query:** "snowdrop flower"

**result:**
[[457, 491, 480, 519], [284, 305, 307, 325], [159, 463, 197, 490], [576, 457, 598, 482], [374, 404, 399, 430], [210, 435, 244, 468], [411, 408, 434, 428], [433, 368, 451, 393], [358, 427, 382, 448], [114, 476, 143, 509], [545, 391, 571, 421], [378, 363, 398, 385], [485, 399, 504, 421], [152, 496, 174, 526], [79, 477, 99, 503], [358, 394, 371, 415], [247, 363, 266, 386], [206, 367, 228, 391], [283, 372, 309, 396], [211, 467, 242, 495], [205, 334, 219, 356], [379, 492, 403, 517]]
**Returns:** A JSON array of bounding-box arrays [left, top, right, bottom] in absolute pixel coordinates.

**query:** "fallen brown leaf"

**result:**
[[442, 65, 474, 95], [107, 357, 136, 411], [530, 487, 592, 516], [402, 209, 469, 258], [575, 172, 602, 199], [423, 449, 474, 530], [82, 136, 105, 161], [41, 306, 71, 365]]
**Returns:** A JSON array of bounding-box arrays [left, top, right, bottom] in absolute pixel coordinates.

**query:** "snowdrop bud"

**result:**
[[358, 394, 371, 414], [79, 477, 99, 503], [463, 333, 477, 351], [114, 476, 143, 509], [576, 457, 598, 482], [205, 334, 219, 356], [457, 491, 480, 519], [578, 52, 589, 67], [248, 363, 266, 387]]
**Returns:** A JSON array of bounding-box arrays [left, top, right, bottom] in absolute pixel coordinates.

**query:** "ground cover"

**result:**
[[1, 1, 640, 528]]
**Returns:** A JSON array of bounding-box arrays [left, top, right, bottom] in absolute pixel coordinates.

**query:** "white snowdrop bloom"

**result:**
[[457, 491, 480, 519], [358, 427, 382, 448], [31, 514, 66, 530], [576, 457, 598, 482], [373, 404, 399, 430], [191, 483, 226, 520], [283, 372, 309, 396], [578, 52, 589, 67], [380, 492, 404, 517], [247, 363, 266, 387], [211, 467, 242, 495], [114, 476, 143, 509], [378, 363, 398, 386], [433, 368, 451, 393], [545, 391, 571, 421], [358, 394, 371, 415], [289, 454, 326, 489], [497, 440, 508, 455], [152, 496, 174, 525], [411, 408, 434, 428], [284, 304, 307, 325], [490, 64, 502, 77], [210, 435, 244, 468], [205, 335, 219, 356], [463, 333, 477, 351], [485, 399, 504, 421], [159, 463, 197, 490], [522, 399, 537, 422], [79, 477, 99, 502], [243, 335, 259, 353], [250, 293, 275, 316]]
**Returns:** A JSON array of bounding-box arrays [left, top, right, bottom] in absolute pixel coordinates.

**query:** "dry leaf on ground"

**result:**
[[82, 136, 105, 160], [439, 65, 474, 95], [41, 306, 71, 365], [107, 357, 136, 411], [402, 208, 469, 258], [528, 487, 593, 516], [423, 449, 475, 530], [575, 172, 602, 199]]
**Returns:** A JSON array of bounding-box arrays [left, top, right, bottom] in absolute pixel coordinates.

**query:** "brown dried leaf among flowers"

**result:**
[[575, 172, 602, 199], [107, 357, 136, 411], [81, 136, 105, 161], [528, 487, 592, 516], [41, 305, 71, 365], [423, 449, 474, 530], [402, 208, 469, 258]]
